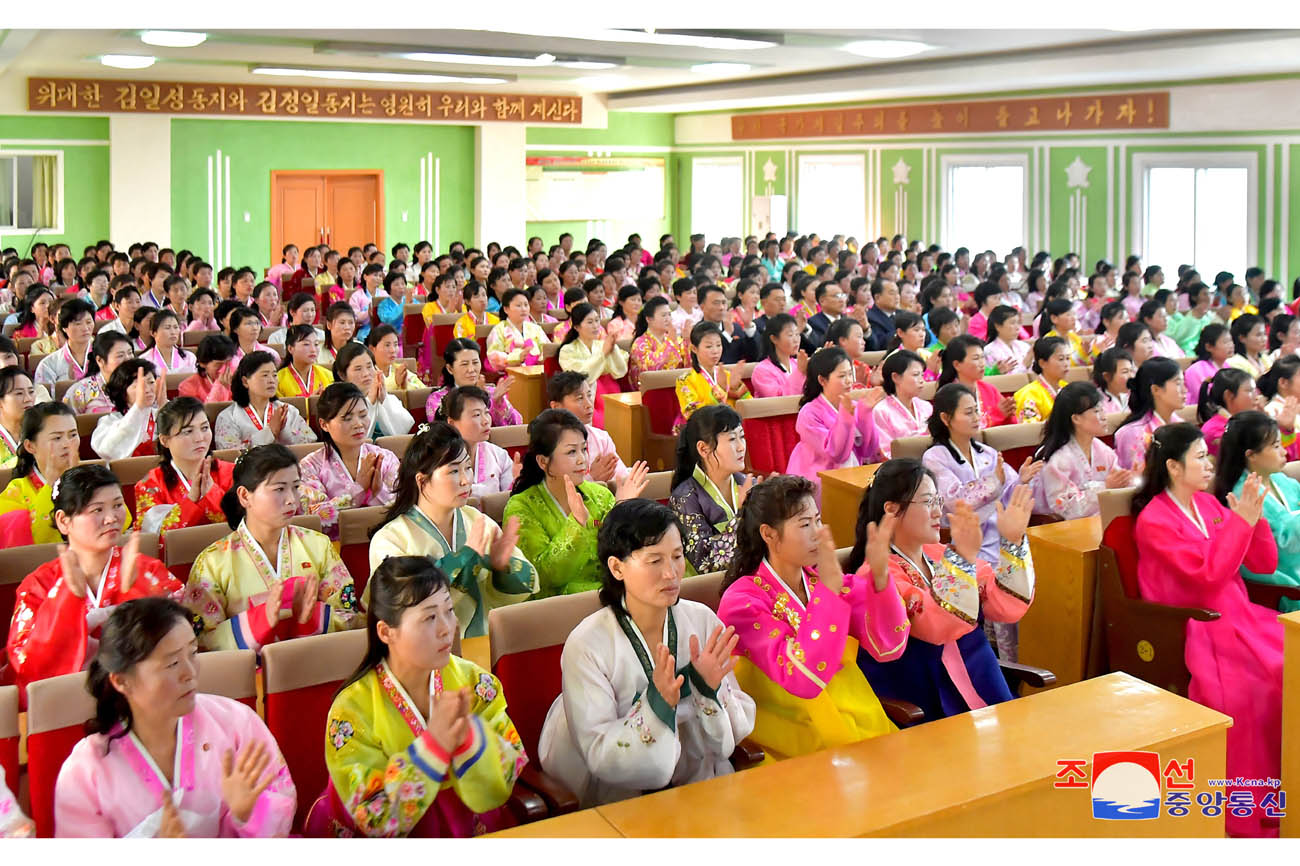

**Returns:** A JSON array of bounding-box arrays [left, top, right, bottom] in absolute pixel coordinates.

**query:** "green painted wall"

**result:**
[[879, 148, 925, 242], [169, 118, 475, 274], [0, 115, 109, 254]]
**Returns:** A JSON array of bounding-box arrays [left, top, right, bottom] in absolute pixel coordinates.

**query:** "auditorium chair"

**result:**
[[402, 303, 425, 361], [541, 341, 562, 378], [25, 649, 257, 837], [984, 372, 1030, 394], [338, 505, 385, 599], [0, 685, 17, 802], [1064, 365, 1092, 384], [406, 386, 433, 424], [1095, 488, 1215, 698], [164, 372, 189, 399], [488, 424, 529, 460], [636, 368, 686, 472], [736, 395, 800, 475], [202, 400, 232, 430], [476, 491, 510, 525], [375, 434, 413, 460], [981, 421, 1045, 470], [920, 381, 937, 401], [108, 455, 163, 515], [213, 442, 322, 465], [891, 434, 934, 460], [74, 412, 100, 459]]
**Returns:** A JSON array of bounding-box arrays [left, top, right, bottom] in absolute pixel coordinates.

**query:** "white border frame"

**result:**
[[1131, 151, 1258, 276], [0, 149, 64, 234], [939, 152, 1030, 253]]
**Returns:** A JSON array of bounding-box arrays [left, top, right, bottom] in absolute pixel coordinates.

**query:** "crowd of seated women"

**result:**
[[0, 230, 1295, 838]]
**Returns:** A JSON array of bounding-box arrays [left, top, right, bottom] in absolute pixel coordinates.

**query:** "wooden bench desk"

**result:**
[[1022, 516, 1102, 691], [819, 464, 880, 548], [604, 392, 644, 466], [591, 673, 1227, 838], [507, 365, 547, 424], [1281, 610, 1300, 838]]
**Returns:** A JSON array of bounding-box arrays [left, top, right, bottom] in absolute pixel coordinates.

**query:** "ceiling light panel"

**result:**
[[139, 30, 207, 48], [400, 51, 555, 66], [690, 62, 752, 75], [100, 54, 156, 69], [840, 39, 931, 58]]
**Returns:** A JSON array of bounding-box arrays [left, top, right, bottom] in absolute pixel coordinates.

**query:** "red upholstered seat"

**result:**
[[26, 724, 83, 836], [340, 542, 369, 601], [0, 685, 18, 807], [1101, 514, 1141, 599], [265, 678, 341, 831], [492, 645, 564, 762], [543, 353, 561, 378], [1000, 444, 1038, 470], [743, 415, 799, 475], [642, 386, 679, 437]]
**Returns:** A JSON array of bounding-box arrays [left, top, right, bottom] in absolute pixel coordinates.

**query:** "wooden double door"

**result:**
[[271, 171, 383, 260]]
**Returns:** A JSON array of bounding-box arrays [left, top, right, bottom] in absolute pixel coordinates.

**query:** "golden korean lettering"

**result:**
[[929, 108, 943, 130], [1116, 97, 1136, 125], [140, 84, 162, 111], [33, 81, 58, 108], [256, 88, 277, 114], [1024, 105, 1041, 127], [300, 88, 321, 115], [995, 105, 1010, 128], [1083, 98, 1103, 126], [115, 84, 138, 111], [1056, 101, 1073, 126]]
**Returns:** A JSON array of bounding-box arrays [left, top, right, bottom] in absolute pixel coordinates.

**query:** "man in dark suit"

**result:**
[[866, 278, 901, 351], [698, 283, 759, 364], [807, 280, 848, 348]]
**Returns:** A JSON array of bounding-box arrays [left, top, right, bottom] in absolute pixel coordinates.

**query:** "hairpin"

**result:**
[[417, 422, 431, 435], [50, 475, 62, 500]]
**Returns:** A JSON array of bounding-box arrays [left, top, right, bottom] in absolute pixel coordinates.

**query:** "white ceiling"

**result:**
[[3, 28, 1299, 114]]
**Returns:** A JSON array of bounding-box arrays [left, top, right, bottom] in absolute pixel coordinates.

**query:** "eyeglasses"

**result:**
[[908, 495, 944, 512]]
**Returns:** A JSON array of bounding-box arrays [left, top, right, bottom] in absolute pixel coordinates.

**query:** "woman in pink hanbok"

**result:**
[[785, 347, 883, 502], [1114, 357, 1186, 470], [1132, 423, 1280, 838], [1184, 324, 1232, 407], [750, 313, 807, 398], [54, 597, 295, 837], [1030, 382, 1136, 520], [872, 350, 933, 457]]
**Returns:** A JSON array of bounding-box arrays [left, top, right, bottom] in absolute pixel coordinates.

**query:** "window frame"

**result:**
[[795, 152, 866, 243], [689, 155, 744, 243], [1132, 151, 1257, 280], [939, 153, 1030, 255], [0, 149, 65, 234]]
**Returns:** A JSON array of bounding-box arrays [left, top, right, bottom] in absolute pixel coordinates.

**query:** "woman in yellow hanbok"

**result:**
[[673, 321, 750, 435], [183, 444, 363, 652], [1013, 336, 1071, 424], [309, 554, 526, 837]]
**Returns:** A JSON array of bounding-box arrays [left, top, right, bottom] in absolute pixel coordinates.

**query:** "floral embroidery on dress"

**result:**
[[474, 673, 498, 704], [329, 718, 355, 750]]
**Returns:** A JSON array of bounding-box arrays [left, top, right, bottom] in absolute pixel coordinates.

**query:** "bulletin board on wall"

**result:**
[[525, 156, 665, 223]]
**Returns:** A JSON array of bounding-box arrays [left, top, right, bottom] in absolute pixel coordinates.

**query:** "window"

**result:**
[[0, 153, 60, 231], [796, 154, 865, 241], [1142, 163, 1251, 283], [941, 156, 1027, 257], [690, 157, 743, 244]]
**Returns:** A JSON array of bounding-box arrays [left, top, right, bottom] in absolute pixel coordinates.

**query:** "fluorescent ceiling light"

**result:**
[[139, 30, 207, 48], [590, 29, 775, 50], [453, 27, 775, 50], [841, 39, 931, 58], [400, 51, 554, 67], [251, 66, 507, 85], [101, 54, 156, 69], [690, 62, 751, 75], [558, 60, 619, 70]]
